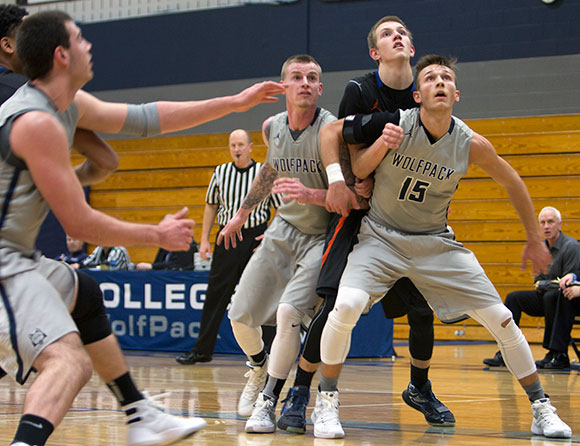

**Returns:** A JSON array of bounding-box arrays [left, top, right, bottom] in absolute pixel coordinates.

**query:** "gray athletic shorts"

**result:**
[[228, 217, 325, 327], [340, 216, 502, 322], [0, 256, 78, 384]]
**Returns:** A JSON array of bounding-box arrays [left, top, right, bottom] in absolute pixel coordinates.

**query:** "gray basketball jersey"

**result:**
[[370, 108, 472, 234], [0, 83, 78, 276], [266, 108, 335, 235]]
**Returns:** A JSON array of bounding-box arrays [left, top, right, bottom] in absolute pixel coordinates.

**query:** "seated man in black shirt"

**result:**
[[546, 273, 580, 368], [135, 240, 198, 270], [483, 207, 579, 369]]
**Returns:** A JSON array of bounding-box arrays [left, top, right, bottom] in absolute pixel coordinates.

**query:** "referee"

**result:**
[[177, 129, 281, 364]]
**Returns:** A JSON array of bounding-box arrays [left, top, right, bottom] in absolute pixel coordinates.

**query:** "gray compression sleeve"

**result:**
[[120, 103, 162, 137]]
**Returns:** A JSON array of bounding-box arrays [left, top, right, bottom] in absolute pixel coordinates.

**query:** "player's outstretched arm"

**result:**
[[469, 131, 550, 275], [74, 81, 285, 136], [11, 112, 194, 251], [155, 81, 285, 133]]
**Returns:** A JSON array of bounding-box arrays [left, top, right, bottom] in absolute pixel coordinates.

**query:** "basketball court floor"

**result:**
[[1, 342, 578, 445]]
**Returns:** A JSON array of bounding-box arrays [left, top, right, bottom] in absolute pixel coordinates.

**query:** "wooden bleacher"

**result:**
[[73, 130, 267, 262], [73, 114, 580, 343]]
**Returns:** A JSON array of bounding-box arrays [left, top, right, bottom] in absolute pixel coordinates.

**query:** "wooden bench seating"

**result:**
[[83, 153, 580, 191]]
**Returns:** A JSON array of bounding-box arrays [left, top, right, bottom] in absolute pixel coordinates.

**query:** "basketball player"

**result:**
[[216, 54, 334, 433], [0, 10, 283, 446], [312, 54, 572, 439], [276, 16, 453, 435]]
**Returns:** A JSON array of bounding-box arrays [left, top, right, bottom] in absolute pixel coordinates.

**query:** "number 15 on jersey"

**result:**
[[398, 176, 431, 203]]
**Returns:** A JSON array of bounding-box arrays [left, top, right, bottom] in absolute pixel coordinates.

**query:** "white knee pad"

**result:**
[[468, 304, 536, 379], [321, 287, 369, 365], [231, 320, 264, 357], [268, 303, 303, 379]]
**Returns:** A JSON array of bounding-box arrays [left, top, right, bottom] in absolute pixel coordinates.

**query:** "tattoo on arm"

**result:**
[[242, 163, 278, 209]]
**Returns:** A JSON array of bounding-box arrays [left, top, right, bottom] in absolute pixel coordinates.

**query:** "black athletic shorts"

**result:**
[[316, 209, 367, 297]]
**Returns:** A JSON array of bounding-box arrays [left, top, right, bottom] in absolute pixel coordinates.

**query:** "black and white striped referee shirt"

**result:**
[[206, 160, 282, 228], [81, 245, 131, 270]]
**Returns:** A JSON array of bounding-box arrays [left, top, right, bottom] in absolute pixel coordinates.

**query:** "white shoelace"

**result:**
[[252, 397, 274, 420], [319, 397, 340, 424], [242, 368, 265, 395], [140, 391, 172, 411]]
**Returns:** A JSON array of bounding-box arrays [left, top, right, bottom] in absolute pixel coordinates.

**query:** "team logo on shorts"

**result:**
[[29, 328, 47, 347]]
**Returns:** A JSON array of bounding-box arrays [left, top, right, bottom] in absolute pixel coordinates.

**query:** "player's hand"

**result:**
[[217, 213, 245, 249], [354, 176, 373, 199], [382, 123, 404, 149], [253, 234, 265, 252], [521, 239, 551, 276], [325, 181, 359, 217], [232, 81, 286, 112], [272, 177, 311, 204], [199, 240, 212, 262], [157, 207, 195, 251]]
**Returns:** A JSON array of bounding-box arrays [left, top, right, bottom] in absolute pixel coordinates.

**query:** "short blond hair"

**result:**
[[280, 54, 322, 81]]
